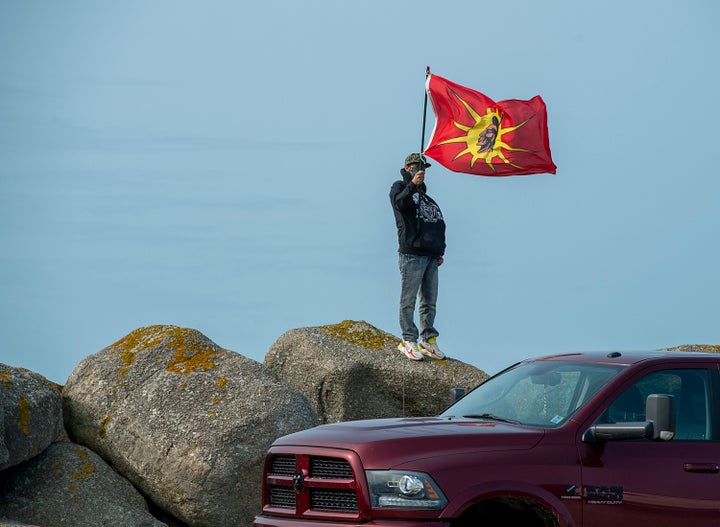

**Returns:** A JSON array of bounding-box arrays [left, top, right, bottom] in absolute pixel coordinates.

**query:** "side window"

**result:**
[[599, 369, 712, 441]]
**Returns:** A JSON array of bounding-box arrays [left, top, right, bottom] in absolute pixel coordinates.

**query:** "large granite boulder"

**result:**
[[265, 320, 489, 423], [0, 519, 39, 526], [0, 442, 165, 526], [663, 344, 720, 352], [0, 364, 63, 471], [62, 325, 317, 527]]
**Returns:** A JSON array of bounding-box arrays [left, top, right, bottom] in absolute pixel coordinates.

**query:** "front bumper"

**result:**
[[254, 515, 450, 527]]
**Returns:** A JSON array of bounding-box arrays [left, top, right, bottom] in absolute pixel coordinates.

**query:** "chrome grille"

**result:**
[[310, 457, 353, 479], [263, 452, 361, 518]]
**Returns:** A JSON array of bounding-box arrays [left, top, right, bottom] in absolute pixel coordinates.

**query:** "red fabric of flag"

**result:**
[[424, 74, 556, 176]]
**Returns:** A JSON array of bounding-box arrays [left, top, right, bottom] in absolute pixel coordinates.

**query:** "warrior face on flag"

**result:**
[[477, 113, 500, 154]]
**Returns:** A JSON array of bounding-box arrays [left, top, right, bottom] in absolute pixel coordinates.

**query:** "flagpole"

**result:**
[[420, 66, 430, 153], [416, 67, 431, 234]]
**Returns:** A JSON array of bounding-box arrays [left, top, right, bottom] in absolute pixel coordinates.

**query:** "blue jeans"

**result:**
[[398, 253, 439, 342]]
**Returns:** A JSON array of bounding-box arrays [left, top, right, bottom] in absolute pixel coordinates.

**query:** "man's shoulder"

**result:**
[[390, 179, 408, 191]]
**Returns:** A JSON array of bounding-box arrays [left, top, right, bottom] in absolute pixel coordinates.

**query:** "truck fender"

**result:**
[[439, 479, 577, 527]]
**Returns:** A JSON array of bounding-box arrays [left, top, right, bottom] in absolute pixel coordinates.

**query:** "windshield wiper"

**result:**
[[462, 413, 520, 424]]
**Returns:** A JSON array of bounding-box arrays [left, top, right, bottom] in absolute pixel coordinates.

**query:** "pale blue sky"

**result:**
[[1, 1, 718, 384]]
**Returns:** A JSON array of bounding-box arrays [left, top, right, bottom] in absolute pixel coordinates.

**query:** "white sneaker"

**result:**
[[398, 340, 423, 361], [418, 337, 445, 359]]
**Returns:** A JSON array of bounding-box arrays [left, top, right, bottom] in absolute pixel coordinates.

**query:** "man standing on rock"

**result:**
[[389, 153, 446, 361]]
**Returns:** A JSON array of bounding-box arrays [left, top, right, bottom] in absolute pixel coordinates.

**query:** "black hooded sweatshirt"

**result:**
[[389, 168, 446, 257]]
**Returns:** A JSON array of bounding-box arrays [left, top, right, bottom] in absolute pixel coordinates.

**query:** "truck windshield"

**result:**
[[440, 360, 625, 427]]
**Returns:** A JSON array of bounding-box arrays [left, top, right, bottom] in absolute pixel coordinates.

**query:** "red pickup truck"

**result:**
[[254, 351, 719, 527]]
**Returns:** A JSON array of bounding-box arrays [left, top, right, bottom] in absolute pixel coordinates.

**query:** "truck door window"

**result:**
[[596, 369, 712, 441]]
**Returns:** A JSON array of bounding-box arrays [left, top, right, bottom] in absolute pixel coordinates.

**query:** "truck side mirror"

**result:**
[[646, 394, 676, 441], [582, 393, 676, 443]]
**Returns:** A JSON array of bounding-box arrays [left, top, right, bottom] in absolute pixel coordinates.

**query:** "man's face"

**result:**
[[406, 162, 422, 175]]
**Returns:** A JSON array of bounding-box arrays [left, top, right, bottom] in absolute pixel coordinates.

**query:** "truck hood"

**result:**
[[273, 417, 544, 468]]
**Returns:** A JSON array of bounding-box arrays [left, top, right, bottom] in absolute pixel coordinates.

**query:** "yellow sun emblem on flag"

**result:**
[[439, 94, 531, 172]]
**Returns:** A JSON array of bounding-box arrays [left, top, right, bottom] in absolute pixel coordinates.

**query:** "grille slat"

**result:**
[[270, 455, 296, 476], [269, 486, 296, 509], [310, 489, 358, 511], [310, 457, 353, 479]]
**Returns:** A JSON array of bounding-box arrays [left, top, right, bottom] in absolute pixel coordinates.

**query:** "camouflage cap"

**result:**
[[404, 153, 431, 167]]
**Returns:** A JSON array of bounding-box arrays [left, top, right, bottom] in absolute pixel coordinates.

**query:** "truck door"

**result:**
[[578, 366, 720, 526]]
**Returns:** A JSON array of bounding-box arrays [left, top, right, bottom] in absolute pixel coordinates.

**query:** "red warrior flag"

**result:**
[[424, 74, 556, 176]]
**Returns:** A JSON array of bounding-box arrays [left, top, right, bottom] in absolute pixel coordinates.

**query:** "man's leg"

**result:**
[[418, 257, 439, 341], [398, 253, 425, 342]]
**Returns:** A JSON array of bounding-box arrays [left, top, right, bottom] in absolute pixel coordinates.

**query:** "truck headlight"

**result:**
[[366, 470, 447, 510]]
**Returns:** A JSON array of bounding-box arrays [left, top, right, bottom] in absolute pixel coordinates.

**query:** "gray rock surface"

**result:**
[[0, 364, 63, 471], [663, 344, 720, 353], [62, 325, 317, 527], [0, 442, 165, 527], [265, 320, 489, 423]]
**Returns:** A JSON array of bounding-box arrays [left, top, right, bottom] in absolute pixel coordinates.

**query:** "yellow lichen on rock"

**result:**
[[18, 397, 30, 435], [99, 415, 112, 438], [72, 449, 95, 481], [166, 345, 226, 375], [0, 367, 12, 390], [111, 327, 155, 383], [116, 350, 137, 381], [320, 320, 400, 351], [112, 329, 159, 357], [111, 325, 227, 375]]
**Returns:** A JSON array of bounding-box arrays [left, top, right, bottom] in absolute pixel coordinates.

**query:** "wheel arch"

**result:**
[[441, 480, 577, 527]]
